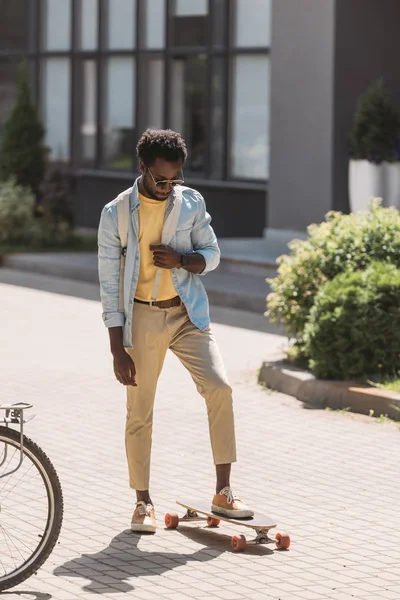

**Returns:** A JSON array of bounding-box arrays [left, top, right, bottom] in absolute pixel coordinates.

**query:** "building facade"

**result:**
[[0, 0, 271, 237], [1, 0, 400, 239]]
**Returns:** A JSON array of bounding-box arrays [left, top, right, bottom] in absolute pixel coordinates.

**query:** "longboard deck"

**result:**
[[176, 499, 277, 530]]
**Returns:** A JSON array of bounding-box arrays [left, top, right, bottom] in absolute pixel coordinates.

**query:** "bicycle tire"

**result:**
[[0, 425, 63, 591]]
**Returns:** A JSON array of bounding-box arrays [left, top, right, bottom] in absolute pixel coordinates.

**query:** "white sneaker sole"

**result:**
[[131, 523, 156, 533], [211, 504, 254, 519]]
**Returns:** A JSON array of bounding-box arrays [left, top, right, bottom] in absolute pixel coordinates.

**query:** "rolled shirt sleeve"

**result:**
[[97, 207, 125, 328], [191, 193, 220, 275]]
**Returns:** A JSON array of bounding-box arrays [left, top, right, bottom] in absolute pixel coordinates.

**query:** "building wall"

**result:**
[[269, 0, 335, 231], [269, 0, 400, 234], [333, 0, 400, 212], [73, 172, 266, 238]]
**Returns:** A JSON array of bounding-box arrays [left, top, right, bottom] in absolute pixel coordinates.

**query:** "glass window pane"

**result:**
[[141, 58, 164, 129], [210, 58, 225, 179], [212, 0, 226, 47], [173, 0, 208, 46], [0, 61, 18, 136], [171, 55, 207, 174], [43, 0, 71, 50], [43, 59, 71, 160], [175, 0, 207, 15], [235, 0, 271, 47], [106, 0, 136, 49], [231, 56, 269, 179], [103, 58, 135, 169], [79, 0, 98, 50], [78, 61, 97, 165], [144, 0, 166, 49], [0, 0, 27, 51]]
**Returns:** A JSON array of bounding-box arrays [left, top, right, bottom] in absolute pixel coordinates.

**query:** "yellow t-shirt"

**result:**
[[134, 193, 177, 302]]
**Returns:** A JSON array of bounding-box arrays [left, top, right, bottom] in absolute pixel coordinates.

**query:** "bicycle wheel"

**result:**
[[0, 426, 63, 591]]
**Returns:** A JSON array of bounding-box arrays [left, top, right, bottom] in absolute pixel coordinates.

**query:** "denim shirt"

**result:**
[[98, 177, 220, 348]]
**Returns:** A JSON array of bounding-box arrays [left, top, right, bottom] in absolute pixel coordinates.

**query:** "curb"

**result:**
[[259, 358, 400, 420]]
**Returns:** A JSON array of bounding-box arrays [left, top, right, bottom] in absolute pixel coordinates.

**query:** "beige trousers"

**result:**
[[125, 302, 237, 490]]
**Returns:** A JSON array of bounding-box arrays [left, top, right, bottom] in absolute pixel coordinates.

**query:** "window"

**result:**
[[77, 61, 97, 165], [79, 0, 98, 50], [171, 55, 207, 174], [103, 58, 135, 169], [231, 56, 269, 179], [210, 58, 225, 179], [175, 0, 207, 15], [212, 0, 227, 47], [235, 0, 271, 47], [143, 0, 166, 49], [140, 58, 164, 130], [0, 0, 27, 51], [43, 0, 71, 51], [106, 0, 136, 49], [0, 61, 18, 135], [173, 0, 208, 46], [42, 59, 71, 160]]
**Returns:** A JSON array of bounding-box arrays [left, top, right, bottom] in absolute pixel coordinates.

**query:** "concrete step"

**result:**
[[218, 255, 277, 279], [1, 252, 273, 314], [1, 253, 99, 284], [204, 270, 269, 314]]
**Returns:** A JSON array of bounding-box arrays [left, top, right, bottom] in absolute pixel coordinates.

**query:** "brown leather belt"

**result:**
[[134, 295, 182, 309]]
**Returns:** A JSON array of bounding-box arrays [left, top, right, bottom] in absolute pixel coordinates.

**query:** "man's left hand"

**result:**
[[150, 244, 181, 269]]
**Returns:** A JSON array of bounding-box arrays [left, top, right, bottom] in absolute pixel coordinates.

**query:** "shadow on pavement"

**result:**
[[54, 526, 274, 593], [176, 524, 275, 557], [0, 592, 52, 599], [0, 269, 285, 335], [54, 528, 224, 593]]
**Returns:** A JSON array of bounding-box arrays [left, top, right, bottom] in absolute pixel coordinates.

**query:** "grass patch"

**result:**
[[0, 234, 98, 254]]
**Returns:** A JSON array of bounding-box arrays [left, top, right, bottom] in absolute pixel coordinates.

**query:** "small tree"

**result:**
[[350, 78, 400, 164], [0, 62, 47, 198]]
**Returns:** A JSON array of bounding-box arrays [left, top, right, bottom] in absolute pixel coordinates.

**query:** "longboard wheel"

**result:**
[[206, 516, 220, 527], [275, 532, 290, 550], [232, 534, 247, 552], [164, 512, 179, 529]]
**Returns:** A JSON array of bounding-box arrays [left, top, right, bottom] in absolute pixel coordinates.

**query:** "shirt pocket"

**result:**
[[174, 226, 193, 253]]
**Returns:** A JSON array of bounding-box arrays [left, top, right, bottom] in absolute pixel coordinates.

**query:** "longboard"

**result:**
[[164, 499, 290, 552]]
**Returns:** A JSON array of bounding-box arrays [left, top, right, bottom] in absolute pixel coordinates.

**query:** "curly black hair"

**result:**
[[136, 129, 187, 166]]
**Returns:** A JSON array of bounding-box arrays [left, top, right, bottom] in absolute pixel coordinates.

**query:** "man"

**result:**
[[98, 129, 253, 533]]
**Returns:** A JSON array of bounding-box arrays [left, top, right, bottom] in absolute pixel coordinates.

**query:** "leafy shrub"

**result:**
[[0, 178, 43, 244], [0, 62, 46, 198], [350, 79, 400, 164], [39, 160, 75, 229], [0, 177, 74, 248], [303, 262, 400, 380], [266, 199, 400, 343]]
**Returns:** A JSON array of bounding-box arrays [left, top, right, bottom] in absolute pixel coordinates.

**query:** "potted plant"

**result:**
[[349, 78, 400, 211]]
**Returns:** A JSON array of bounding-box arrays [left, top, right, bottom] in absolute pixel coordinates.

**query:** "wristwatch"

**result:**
[[180, 253, 190, 268]]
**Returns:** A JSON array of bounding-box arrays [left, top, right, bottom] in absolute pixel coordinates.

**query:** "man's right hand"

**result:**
[[113, 350, 137, 386]]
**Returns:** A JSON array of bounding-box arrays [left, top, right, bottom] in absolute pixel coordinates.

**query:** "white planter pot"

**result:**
[[349, 159, 400, 212]]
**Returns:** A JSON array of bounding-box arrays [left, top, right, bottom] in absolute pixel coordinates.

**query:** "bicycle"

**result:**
[[0, 403, 64, 591]]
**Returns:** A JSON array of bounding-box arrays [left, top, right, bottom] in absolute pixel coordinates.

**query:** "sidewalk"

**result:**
[[0, 234, 303, 314], [1, 270, 399, 600]]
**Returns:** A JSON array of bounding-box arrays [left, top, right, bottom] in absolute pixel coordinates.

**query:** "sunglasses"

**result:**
[[147, 166, 184, 189]]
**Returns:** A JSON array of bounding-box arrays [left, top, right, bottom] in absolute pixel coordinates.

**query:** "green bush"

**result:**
[[0, 62, 47, 198], [0, 178, 74, 248], [266, 199, 400, 343], [350, 79, 400, 163], [303, 262, 400, 380], [39, 161, 75, 231], [0, 178, 42, 244]]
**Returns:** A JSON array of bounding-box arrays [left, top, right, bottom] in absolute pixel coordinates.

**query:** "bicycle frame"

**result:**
[[0, 403, 34, 479]]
